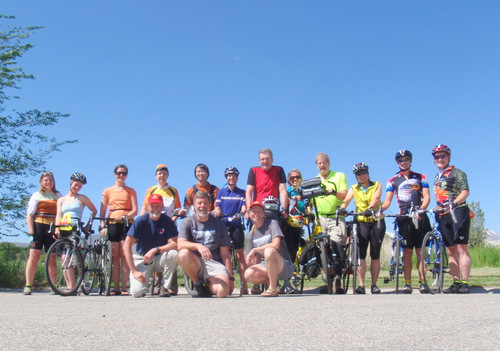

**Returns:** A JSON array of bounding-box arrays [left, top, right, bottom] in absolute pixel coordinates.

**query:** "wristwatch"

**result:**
[[229, 277, 235, 281], [156, 246, 161, 253]]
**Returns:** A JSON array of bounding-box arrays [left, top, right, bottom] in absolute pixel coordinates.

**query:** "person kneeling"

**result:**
[[244, 201, 295, 297], [123, 194, 178, 298], [178, 191, 234, 298]]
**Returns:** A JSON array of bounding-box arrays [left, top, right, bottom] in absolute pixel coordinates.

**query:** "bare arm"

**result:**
[[245, 184, 255, 208], [381, 191, 394, 211], [341, 188, 354, 209], [368, 183, 383, 209], [421, 187, 430, 210]]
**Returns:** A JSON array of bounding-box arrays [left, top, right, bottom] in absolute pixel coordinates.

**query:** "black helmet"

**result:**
[[70, 172, 87, 184], [224, 166, 240, 177], [352, 162, 369, 174], [395, 149, 412, 161], [432, 144, 451, 156]]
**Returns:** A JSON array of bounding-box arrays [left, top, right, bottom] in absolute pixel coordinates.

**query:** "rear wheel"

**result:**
[[81, 249, 97, 295], [319, 240, 333, 294], [421, 232, 442, 294], [100, 240, 113, 296], [45, 239, 84, 296]]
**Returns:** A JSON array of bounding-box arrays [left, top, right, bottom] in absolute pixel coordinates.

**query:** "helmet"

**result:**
[[224, 166, 240, 177], [432, 144, 451, 156], [395, 149, 412, 161], [70, 172, 87, 184], [352, 162, 369, 174], [287, 214, 305, 228]]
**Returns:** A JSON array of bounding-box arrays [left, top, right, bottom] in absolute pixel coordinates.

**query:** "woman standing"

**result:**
[[340, 163, 385, 294], [24, 172, 62, 295], [55, 172, 98, 292], [100, 165, 138, 295]]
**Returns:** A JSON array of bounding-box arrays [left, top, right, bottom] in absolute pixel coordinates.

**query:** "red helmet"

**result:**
[[432, 144, 451, 156]]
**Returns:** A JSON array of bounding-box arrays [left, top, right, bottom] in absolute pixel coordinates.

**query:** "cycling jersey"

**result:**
[[26, 191, 62, 225], [314, 171, 348, 216], [433, 166, 469, 209], [351, 181, 381, 222], [247, 166, 286, 203], [215, 186, 245, 226], [386, 171, 429, 214], [143, 184, 181, 218], [184, 182, 219, 211]]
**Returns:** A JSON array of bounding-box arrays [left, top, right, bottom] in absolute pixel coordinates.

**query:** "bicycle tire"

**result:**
[[394, 236, 401, 294], [81, 248, 97, 295], [319, 240, 333, 294], [421, 231, 442, 294], [342, 241, 351, 293], [351, 236, 358, 294], [230, 246, 239, 275], [100, 240, 113, 296], [45, 239, 84, 296]]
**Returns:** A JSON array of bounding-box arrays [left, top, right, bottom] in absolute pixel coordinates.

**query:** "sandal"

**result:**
[[110, 290, 121, 296], [121, 290, 130, 296], [261, 287, 278, 297]]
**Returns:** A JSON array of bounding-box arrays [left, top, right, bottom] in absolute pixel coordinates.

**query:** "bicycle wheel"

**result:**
[[351, 237, 358, 294], [45, 239, 84, 296], [81, 248, 97, 295], [394, 236, 401, 294], [319, 240, 333, 294], [421, 231, 442, 294], [230, 246, 239, 275], [99, 240, 113, 296]]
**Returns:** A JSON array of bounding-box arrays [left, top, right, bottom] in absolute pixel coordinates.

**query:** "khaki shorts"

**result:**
[[197, 257, 229, 280]]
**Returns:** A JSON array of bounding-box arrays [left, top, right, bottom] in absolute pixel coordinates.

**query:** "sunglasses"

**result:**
[[115, 172, 128, 176], [434, 154, 447, 160], [290, 176, 302, 180], [397, 158, 411, 163]]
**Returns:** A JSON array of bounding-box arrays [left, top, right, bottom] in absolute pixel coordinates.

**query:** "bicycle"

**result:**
[[419, 207, 451, 294]]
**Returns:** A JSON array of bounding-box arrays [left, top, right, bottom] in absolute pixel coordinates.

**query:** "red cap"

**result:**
[[249, 201, 264, 210], [148, 194, 163, 205]]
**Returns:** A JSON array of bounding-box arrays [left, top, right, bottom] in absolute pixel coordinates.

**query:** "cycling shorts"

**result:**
[[397, 215, 431, 249], [437, 206, 470, 247], [358, 220, 386, 260], [228, 224, 245, 250], [108, 222, 131, 242], [29, 223, 56, 252]]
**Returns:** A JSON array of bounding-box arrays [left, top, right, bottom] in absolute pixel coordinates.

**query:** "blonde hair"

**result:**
[[287, 169, 303, 186], [315, 152, 330, 164]]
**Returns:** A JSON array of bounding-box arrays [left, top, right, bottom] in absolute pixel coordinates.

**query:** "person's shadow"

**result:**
[[471, 286, 500, 294]]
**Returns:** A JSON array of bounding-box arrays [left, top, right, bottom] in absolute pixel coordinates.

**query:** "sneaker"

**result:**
[[23, 286, 32, 295], [355, 285, 366, 294], [251, 284, 261, 295], [443, 282, 459, 294], [402, 284, 412, 294], [192, 281, 204, 298], [371, 285, 381, 294], [334, 279, 346, 294], [458, 282, 470, 294], [158, 286, 170, 298], [419, 284, 430, 294], [282, 280, 298, 294]]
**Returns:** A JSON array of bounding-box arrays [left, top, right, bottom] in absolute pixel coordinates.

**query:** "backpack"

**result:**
[[298, 243, 321, 278]]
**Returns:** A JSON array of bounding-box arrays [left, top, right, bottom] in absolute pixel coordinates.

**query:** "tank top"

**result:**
[[61, 196, 85, 220]]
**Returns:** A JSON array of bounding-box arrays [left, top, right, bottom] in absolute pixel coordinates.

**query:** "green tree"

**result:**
[[0, 15, 76, 237], [468, 201, 488, 247]]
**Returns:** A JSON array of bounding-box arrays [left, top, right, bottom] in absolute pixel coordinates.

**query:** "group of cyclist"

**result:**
[[24, 144, 471, 296]]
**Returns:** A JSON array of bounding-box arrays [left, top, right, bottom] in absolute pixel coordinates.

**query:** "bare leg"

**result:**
[[120, 241, 130, 291], [403, 248, 413, 283], [178, 249, 202, 282], [357, 259, 366, 287], [112, 241, 121, 291], [236, 248, 247, 290], [447, 245, 460, 281], [207, 275, 231, 297], [457, 244, 471, 281], [370, 259, 380, 286], [25, 249, 42, 286], [263, 248, 284, 290], [415, 248, 423, 281]]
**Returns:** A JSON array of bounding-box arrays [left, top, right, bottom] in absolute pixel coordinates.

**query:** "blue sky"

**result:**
[[3, 1, 500, 234]]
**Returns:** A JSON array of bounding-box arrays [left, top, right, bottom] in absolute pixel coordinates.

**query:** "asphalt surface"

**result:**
[[1, 286, 499, 350]]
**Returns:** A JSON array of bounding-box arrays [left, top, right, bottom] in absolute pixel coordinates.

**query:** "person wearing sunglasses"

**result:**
[[340, 163, 385, 294], [100, 165, 138, 295], [432, 144, 471, 294], [382, 150, 431, 294]]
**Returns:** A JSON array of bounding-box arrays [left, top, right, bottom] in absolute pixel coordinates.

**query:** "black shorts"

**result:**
[[358, 220, 386, 260], [107, 222, 131, 242], [228, 224, 245, 250], [29, 223, 56, 252], [437, 206, 470, 247], [397, 215, 431, 249]]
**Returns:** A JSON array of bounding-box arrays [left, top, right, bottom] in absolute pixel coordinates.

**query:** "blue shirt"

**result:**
[[127, 213, 178, 256], [215, 186, 245, 226]]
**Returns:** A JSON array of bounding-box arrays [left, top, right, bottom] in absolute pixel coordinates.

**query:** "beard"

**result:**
[[150, 211, 161, 219], [196, 209, 209, 218]]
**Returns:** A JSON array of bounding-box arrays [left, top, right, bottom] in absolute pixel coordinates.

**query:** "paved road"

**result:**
[[1, 286, 499, 350]]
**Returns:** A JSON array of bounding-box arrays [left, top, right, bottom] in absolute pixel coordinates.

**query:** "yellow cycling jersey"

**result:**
[[352, 181, 381, 222]]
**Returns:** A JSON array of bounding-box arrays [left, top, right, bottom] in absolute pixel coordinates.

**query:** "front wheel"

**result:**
[[81, 248, 97, 295], [319, 240, 333, 294], [421, 232, 442, 294], [100, 240, 113, 296], [350, 237, 359, 294], [45, 239, 84, 296], [394, 236, 401, 294]]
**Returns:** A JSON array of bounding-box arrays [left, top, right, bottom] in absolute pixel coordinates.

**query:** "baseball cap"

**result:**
[[249, 201, 264, 210], [148, 194, 163, 205], [155, 164, 169, 173]]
